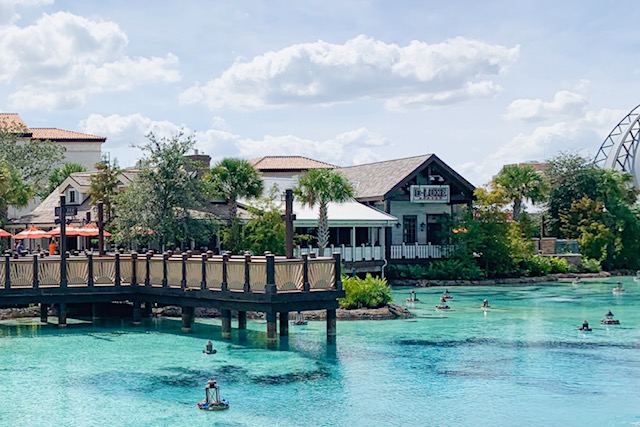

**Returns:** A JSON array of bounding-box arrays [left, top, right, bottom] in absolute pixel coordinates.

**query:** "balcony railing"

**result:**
[[389, 243, 453, 260], [295, 245, 384, 262]]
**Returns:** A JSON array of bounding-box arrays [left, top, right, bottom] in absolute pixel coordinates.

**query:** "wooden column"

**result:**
[[181, 306, 194, 333], [162, 252, 169, 288], [279, 311, 289, 337], [58, 303, 67, 328], [4, 254, 10, 289], [326, 309, 337, 343], [133, 300, 142, 325], [114, 253, 121, 288], [87, 253, 94, 288], [144, 252, 151, 286], [180, 252, 187, 289], [32, 255, 39, 289], [221, 253, 229, 291], [266, 312, 277, 344], [200, 254, 207, 290], [221, 309, 231, 339], [131, 252, 138, 287], [333, 252, 343, 291], [142, 301, 153, 318], [237, 311, 247, 329], [302, 253, 310, 292], [283, 189, 296, 258], [243, 252, 251, 292], [40, 303, 48, 323], [92, 303, 100, 323], [97, 200, 105, 256]]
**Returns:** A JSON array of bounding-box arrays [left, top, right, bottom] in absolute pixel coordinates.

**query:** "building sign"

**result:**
[[410, 185, 450, 203]]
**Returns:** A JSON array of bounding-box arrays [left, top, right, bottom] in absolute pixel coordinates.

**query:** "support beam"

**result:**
[[181, 306, 194, 333], [266, 312, 277, 344], [133, 300, 142, 325], [237, 311, 247, 330], [326, 309, 336, 344], [221, 309, 231, 339], [279, 311, 289, 337], [92, 303, 100, 323], [40, 303, 48, 323], [58, 303, 67, 328], [142, 301, 153, 318]]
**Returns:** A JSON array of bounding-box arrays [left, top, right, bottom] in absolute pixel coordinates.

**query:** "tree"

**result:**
[[491, 164, 548, 221], [89, 160, 121, 222], [0, 120, 64, 222], [294, 169, 355, 252], [42, 162, 88, 198], [0, 161, 33, 226], [243, 186, 286, 255], [205, 158, 264, 226], [110, 131, 211, 249]]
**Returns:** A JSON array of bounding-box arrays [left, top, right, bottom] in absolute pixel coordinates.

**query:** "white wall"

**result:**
[[389, 201, 451, 245], [60, 142, 103, 170]]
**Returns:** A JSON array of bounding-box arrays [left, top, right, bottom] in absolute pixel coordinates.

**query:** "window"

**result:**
[[403, 215, 417, 243], [69, 190, 76, 204]]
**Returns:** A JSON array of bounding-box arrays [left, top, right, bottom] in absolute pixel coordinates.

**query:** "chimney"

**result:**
[[185, 151, 211, 176]]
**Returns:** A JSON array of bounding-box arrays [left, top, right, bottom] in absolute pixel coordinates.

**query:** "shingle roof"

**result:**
[[338, 155, 434, 200], [31, 128, 106, 141], [249, 156, 335, 171]]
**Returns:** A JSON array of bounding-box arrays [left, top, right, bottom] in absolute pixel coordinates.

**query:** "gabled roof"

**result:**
[[0, 113, 28, 129], [338, 154, 475, 201], [249, 156, 335, 171], [31, 128, 106, 142]]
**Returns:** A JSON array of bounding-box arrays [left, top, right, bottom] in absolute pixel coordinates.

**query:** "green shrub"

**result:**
[[424, 258, 485, 280], [547, 256, 570, 274], [339, 273, 392, 309], [581, 257, 601, 273], [520, 255, 571, 276]]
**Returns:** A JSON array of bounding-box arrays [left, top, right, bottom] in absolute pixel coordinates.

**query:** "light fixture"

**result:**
[[420, 222, 426, 231], [395, 222, 401, 228]]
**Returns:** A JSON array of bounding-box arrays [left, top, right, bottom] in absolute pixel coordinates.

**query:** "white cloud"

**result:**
[[0, 0, 52, 26], [180, 35, 519, 111], [0, 11, 180, 110], [504, 90, 588, 121], [80, 114, 389, 168]]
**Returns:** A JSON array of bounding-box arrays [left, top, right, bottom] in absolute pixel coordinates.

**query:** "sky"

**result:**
[[1, 0, 638, 187]]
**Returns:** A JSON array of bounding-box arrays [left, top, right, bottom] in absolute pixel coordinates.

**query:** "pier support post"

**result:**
[[326, 309, 336, 344], [237, 311, 247, 330], [92, 303, 100, 323], [279, 311, 289, 337], [58, 303, 67, 328], [181, 306, 194, 333], [133, 300, 142, 325], [142, 301, 153, 318], [266, 312, 277, 345], [40, 303, 48, 323], [221, 309, 231, 339]]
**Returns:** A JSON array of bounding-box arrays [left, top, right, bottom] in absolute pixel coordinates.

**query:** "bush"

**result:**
[[339, 273, 392, 309], [424, 259, 485, 280], [520, 255, 571, 276], [547, 256, 570, 274], [581, 257, 602, 273]]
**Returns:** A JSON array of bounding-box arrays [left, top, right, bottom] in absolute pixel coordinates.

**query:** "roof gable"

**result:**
[[249, 156, 335, 171]]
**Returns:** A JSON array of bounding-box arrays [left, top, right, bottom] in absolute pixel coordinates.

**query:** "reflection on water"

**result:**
[[1, 279, 640, 427]]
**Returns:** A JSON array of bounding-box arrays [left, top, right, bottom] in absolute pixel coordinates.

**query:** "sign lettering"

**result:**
[[410, 185, 450, 203]]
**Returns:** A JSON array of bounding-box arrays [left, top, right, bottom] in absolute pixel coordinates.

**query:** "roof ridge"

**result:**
[[338, 154, 432, 169]]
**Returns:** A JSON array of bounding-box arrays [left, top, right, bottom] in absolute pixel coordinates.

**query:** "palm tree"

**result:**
[[42, 162, 88, 198], [294, 169, 355, 253], [206, 158, 264, 226], [492, 164, 548, 221]]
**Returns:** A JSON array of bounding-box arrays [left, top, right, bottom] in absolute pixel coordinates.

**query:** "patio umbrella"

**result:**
[[77, 223, 112, 237], [14, 225, 47, 240], [0, 229, 11, 238], [44, 224, 82, 238]]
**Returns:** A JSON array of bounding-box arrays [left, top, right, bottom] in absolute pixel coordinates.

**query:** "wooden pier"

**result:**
[[0, 252, 344, 343]]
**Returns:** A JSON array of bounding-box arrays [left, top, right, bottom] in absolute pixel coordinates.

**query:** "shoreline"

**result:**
[[389, 271, 613, 287]]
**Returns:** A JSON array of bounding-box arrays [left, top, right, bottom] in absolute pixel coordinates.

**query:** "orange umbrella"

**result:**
[[14, 225, 47, 240], [44, 224, 82, 238], [0, 229, 11, 238], [77, 223, 112, 237]]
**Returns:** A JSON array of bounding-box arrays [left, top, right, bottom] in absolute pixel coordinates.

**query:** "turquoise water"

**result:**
[[2, 278, 640, 427]]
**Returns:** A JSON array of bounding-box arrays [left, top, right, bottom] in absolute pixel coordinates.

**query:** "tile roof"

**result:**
[[249, 156, 335, 171], [0, 113, 28, 129], [30, 128, 106, 141], [338, 155, 434, 200]]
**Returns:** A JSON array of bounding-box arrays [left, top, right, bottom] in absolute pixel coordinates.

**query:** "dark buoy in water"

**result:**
[[204, 340, 217, 354]]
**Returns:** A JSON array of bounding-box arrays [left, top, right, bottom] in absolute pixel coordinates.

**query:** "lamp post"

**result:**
[[97, 200, 105, 256], [59, 195, 67, 289], [281, 189, 296, 258]]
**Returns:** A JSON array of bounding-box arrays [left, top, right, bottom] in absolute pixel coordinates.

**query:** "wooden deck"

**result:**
[[0, 252, 344, 343]]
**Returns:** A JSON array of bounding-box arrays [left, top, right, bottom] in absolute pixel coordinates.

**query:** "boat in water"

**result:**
[[291, 312, 308, 326], [600, 310, 620, 325], [612, 282, 625, 293], [197, 379, 229, 411]]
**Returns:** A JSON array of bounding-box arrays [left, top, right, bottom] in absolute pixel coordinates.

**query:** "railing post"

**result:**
[[145, 252, 151, 286], [341, 244, 346, 261], [221, 252, 228, 291], [266, 254, 276, 294], [87, 253, 94, 288], [114, 253, 121, 287], [243, 252, 251, 292], [131, 252, 138, 287], [333, 252, 342, 291], [302, 253, 310, 292], [200, 254, 207, 290], [4, 254, 10, 290], [181, 252, 187, 290], [162, 252, 168, 288], [361, 243, 366, 261], [415, 242, 419, 259], [32, 255, 39, 289]]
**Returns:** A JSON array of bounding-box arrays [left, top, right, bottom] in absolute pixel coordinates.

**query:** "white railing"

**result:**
[[294, 244, 384, 262], [389, 243, 453, 260]]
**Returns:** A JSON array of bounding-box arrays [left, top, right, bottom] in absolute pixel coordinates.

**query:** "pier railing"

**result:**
[[0, 253, 338, 293]]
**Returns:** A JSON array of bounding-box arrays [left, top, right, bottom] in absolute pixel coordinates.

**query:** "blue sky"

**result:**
[[1, 0, 638, 186]]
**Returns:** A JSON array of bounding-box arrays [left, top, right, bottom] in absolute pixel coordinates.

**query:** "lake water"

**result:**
[[1, 278, 640, 427]]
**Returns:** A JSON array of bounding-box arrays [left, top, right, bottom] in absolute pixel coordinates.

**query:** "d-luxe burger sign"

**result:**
[[410, 185, 450, 203]]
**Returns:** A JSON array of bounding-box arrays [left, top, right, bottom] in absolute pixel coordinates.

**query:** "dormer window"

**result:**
[[69, 190, 76, 204]]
